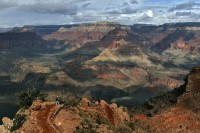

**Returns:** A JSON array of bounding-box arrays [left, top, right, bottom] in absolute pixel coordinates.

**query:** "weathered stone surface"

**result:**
[[2, 117, 12, 131], [133, 66, 200, 132]]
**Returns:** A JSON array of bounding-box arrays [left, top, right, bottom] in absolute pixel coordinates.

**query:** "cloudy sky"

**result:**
[[0, 0, 200, 27]]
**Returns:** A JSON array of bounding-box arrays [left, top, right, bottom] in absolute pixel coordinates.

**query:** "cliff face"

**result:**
[[177, 67, 200, 108], [132, 66, 200, 132], [151, 29, 200, 53], [58, 22, 120, 32], [43, 22, 120, 46], [11, 25, 77, 36], [132, 23, 200, 54], [0, 32, 47, 49]]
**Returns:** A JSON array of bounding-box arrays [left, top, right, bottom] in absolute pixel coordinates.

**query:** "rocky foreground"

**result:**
[[0, 98, 130, 133], [132, 66, 200, 132], [1, 66, 200, 133]]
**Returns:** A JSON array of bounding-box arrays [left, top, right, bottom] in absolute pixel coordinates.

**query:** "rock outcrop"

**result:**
[[177, 66, 200, 108], [132, 66, 200, 132], [13, 99, 130, 133], [0, 117, 13, 133], [43, 22, 120, 46]]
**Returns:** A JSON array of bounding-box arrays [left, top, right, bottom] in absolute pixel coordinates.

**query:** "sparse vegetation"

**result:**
[[63, 96, 80, 108], [17, 87, 47, 108], [131, 83, 186, 117], [113, 125, 132, 133], [77, 116, 97, 133], [10, 114, 26, 131], [95, 114, 109, 125], [75, 128, 97, 133], [125, 122, 136, 130]]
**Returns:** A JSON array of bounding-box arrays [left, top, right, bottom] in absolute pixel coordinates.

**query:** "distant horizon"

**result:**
[[1, 21, 200, 29]]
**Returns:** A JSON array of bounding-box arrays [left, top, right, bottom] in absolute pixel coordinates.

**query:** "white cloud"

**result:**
[[169, 1, 200, 12], [0, 0, 200, 27], [146, 10, 154, 17]]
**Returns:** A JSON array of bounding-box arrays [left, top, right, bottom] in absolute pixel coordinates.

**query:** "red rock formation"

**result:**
[[133, 66, 200, 132], [15, 99, 130, 133], [99, 100, 130, 125], [43, 22, 120, 46], [171, 37, 186, 49], [150, 77, 183, 89], [16, 101, 82, 133]]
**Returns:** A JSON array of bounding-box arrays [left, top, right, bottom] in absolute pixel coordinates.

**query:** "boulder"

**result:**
[[31, 100, 42, 111], [2, 117, 13, 131], [81, 98, 89, 107], [0, 125, 8, 133]]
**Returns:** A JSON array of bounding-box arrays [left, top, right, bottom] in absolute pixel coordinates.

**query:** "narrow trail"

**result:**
[[37, 105, 56, 133], [49, 106, 64, 133], [104, 105, 115, 125]]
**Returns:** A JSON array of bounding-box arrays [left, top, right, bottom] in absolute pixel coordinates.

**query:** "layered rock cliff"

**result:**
[[132, 23, 200, 54], [43, 22, 121, 46], [0, 32, 47, 49], [131, 66, 200, 132]]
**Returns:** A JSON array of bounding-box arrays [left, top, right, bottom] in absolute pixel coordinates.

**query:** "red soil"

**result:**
[[37, 105, 55, 133]]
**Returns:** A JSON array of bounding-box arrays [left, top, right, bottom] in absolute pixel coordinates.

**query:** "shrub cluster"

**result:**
[[17, 87, 47, 108], [10, 114, 26, 131]]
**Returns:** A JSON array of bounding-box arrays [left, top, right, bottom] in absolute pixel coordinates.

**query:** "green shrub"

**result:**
[[17, 87, 47, 108], [10, 114, 26, 131], [75, 128, 97, 133], [63, 96, 80, 108], [79, 111, 85, 117], [114, 125, 132, 133], [126, 122, 135, 130], [95, 115, 109, 125]]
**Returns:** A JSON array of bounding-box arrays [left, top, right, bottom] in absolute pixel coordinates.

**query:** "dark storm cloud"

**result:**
[[122, 2, 129, 7], [169, 2, 200, 12], [82, 3, 91, 8], [175, 11, 192, 16], [175, 11, 200, 19], [106, 7, 137, 15], [0, 0, 16, 10], [130, 0, 138, 4], [122, 7, 137, 14], [23, 5, 77, 15], [21, 1, 77, 15], [106, 10, 122, 15], [16, 0, 92, 15]]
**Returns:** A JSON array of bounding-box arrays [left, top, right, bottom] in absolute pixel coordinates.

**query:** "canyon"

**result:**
[[1, 21, 200, 130], [1, 66, 200, 132]]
